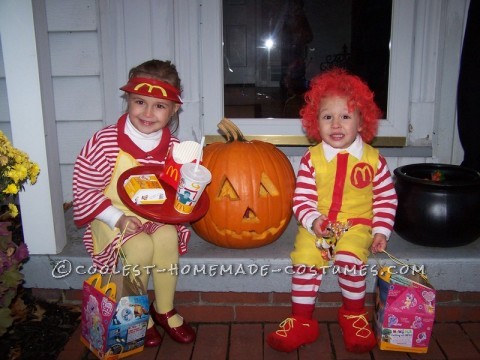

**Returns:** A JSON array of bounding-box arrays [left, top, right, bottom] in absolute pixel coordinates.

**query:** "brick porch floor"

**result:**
[[58, 320, 480, 360]]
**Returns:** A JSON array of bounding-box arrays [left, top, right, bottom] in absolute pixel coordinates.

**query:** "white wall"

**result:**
[[46, 0, 104, 205]]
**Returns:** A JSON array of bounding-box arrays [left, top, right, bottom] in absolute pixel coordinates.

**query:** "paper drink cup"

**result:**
[[174, 163, 211, 214]]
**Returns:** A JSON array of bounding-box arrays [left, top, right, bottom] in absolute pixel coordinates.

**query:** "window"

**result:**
[[201, 0, 414, 146]]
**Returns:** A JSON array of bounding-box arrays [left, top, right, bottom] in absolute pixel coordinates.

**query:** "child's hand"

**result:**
[[311, 215, 331, 238], [116, 215, 142, 235], [371, 234, 387, 253]]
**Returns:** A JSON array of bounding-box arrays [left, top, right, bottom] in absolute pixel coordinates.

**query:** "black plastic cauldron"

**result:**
[[394, 163, 480, 247]]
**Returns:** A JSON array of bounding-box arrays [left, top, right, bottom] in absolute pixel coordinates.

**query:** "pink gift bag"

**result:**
[[374, 262, 436, 354]]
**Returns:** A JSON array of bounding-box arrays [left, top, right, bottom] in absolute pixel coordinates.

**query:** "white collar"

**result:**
[[322, 135, 364, 162], [125, 115, 163, 141]]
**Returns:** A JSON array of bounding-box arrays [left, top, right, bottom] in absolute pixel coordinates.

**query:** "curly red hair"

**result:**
[[300, 68, 382, 144]]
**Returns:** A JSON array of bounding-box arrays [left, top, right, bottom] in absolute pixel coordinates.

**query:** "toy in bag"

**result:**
[[80, 229, 149, 359], [374, 251, 436, 353]]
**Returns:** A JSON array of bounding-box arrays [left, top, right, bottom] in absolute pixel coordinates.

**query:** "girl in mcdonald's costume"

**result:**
[[73, 60, 195, 347], [267, 68, 398, 353]]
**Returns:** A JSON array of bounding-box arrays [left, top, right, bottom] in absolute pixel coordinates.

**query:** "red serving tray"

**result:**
[[117, 165, 209, 224]]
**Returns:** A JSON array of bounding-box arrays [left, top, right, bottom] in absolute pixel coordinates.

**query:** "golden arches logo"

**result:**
[[165, 166, 179, 181], [134, 83, 167, 96], [350, 163, 374, 189], [190, 183, 201, 190]]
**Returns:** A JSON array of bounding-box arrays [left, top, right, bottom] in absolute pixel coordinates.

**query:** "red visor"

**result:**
[[120, 77, 183, 104]]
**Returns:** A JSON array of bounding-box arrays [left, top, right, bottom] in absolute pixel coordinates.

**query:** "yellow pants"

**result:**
[[290, 224, 372, 268]]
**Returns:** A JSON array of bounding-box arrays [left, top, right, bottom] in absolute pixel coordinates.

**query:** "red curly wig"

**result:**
[[300, 68, 382, 144]]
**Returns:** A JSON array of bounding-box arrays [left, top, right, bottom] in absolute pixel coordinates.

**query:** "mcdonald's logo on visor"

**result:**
[[134, 83, 168, 96], [351, 163, 374, 189], [120, 77, 183, 104]]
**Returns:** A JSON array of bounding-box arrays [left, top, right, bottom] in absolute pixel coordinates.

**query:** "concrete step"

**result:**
[[22, 210, 480, 293]]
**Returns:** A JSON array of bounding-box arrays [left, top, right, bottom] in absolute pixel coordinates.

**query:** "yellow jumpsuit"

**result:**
[[291, 143, 380, 268]]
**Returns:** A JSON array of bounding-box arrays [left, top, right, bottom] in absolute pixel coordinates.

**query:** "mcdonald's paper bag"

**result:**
[[374, 268, 436, 353], [159, 141, 202, 189], [80, 273, 149, 359]]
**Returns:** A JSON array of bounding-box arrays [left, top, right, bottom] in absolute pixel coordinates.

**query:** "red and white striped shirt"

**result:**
[[73, 114, 177, 227]]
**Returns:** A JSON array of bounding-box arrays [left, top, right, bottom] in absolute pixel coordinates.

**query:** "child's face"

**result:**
[[127, 93, 180, 134], [317, 96, 362, 149]]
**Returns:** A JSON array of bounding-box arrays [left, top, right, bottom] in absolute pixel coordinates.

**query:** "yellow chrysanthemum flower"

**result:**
[[3, 183, 19, 195], [29, 163, 40, 184], [8, 203, 18, 218], [0, 130, 40, 209]]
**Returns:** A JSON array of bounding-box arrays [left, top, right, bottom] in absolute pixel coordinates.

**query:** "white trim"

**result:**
[[434, 0, 469, 163], [0, 0, 66, 254], [174, 0, 204, 141], [98, 0, 127, 125], [200, 0, 224, 133], [200, 0, 414, 139], [386, 0, 414, 137]]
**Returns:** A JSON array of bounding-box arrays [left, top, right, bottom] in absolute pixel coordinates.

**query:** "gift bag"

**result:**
[[80, 272, 149, 359], [80, 229, 149, 360], [374, 252, 436, 353]]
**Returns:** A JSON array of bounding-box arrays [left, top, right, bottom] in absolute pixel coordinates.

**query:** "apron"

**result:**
[[89, 150, 189, 270]]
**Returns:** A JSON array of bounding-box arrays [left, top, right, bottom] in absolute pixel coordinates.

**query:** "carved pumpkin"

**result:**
[[192, 118, 296, 248]]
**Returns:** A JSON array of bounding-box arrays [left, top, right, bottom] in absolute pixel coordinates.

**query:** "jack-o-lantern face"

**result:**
[[192, 120, 295, 249]]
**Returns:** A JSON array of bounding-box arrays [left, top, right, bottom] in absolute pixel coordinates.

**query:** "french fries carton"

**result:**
[[159, 141, 202, 189], [124, 174, 166, 204]]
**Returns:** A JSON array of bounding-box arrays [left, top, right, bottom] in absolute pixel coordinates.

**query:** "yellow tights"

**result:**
[[121, 224, 183, 328]]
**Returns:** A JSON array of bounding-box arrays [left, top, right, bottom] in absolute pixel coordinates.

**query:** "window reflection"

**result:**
[[223, 0, 391, 119]]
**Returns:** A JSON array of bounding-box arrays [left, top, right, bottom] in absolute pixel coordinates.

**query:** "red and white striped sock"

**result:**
[[334, 251, 367, 311], [291, 266, 323, 319]]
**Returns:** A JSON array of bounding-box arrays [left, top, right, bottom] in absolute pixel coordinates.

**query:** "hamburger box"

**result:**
[[123, 174, 166, 204]]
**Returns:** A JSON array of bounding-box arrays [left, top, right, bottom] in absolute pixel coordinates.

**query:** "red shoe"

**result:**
[[144, 325, 162, 347], [338, 306, 377, 353], [149, 304, 196, 344], [266, 316, 319, 352]]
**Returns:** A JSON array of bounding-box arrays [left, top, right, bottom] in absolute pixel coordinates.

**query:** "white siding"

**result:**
[[49, 32, 100, 76], [53, 77, 103, 120], [56, 121, 104, 164], [43, 0, 102, 201], [0, 79, 9, 123], [45, 0, 97, 31], [0, 38, 11, 138]]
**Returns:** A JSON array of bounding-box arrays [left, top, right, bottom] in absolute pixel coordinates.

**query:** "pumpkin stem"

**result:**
[[218, 118, 247, 142], [217, 121, 233, 142]]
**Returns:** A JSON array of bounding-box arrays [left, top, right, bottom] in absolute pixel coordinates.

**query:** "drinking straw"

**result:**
[[194, 136, 205, 172]]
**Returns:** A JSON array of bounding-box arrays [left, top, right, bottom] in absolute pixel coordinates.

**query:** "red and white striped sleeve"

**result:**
[[73, 126, 120, 227], [292, 150, 321, 232], [372, 155, 398, 239]]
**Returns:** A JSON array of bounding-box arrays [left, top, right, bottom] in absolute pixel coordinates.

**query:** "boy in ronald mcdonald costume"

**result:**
[[267, 68, 398, 353]]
